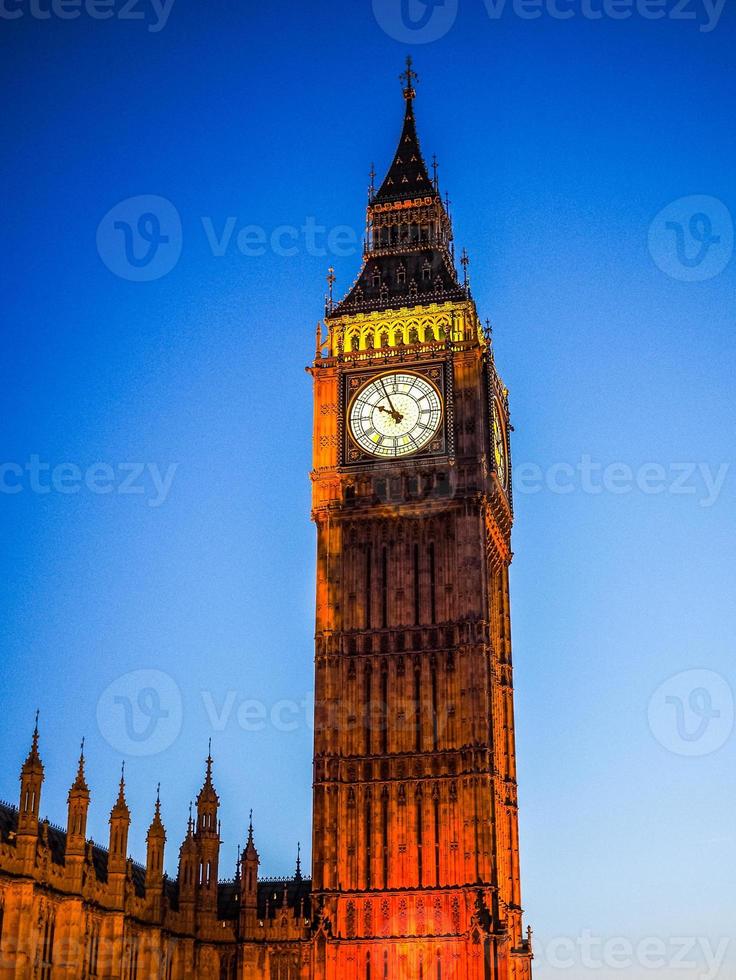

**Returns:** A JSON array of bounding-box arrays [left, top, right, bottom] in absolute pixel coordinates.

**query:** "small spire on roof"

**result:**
[[22, 710, 43, 774], [326, 267, 336, 314], [461, 248, 470, 290], [71, 737, 88, 792], [295, 841, 302, 881], [111, 761, 129, 818]]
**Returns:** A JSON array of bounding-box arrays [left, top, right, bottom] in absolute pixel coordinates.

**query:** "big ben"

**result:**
[[309, 60, 534, 980]]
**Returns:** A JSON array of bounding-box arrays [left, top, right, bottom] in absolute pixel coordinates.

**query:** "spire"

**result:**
[[148, 783, 165, 839], [295, 841, 303, 882], [71, 737, 88, 793], [244, 809, 258, 860], [373, 58, 433, 205], [327, 62, 464, 318], [21, 710, 44, 777], [196, 741, 219, 807], [461, 247, 471, 292], [111, 762, 129, 818]]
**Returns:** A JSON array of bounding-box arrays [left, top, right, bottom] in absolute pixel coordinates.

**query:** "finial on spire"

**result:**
[[400, 55, 418, 102], [22, 711, 44, 776], [326, 267, 336, 314], [369, 162, 376, 201], [461, 248, 470, 290], [204, 740, 214, 784], [295, 840, 302, 880], [432, 154, 439, 191], [72, 736, 88, 791]]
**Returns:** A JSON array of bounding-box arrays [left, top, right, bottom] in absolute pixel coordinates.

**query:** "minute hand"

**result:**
[[380, 380, 403, 422]]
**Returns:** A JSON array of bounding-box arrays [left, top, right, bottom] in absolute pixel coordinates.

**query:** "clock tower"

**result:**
[[309, 60, 534, 980]]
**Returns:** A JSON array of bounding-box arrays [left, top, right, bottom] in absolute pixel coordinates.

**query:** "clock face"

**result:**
[[493, 404, 508, 489], [349, 371, 443, 459]]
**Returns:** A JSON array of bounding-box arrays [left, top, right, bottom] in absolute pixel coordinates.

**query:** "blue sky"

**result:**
[[1, 2, 734, 976]]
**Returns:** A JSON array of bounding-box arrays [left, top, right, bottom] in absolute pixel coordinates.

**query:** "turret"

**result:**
[[194, 744, 220, 915], [145, 784, 166, 915], [108, 764, 130, 904], [65, 739, 90, 882], [17, 712, 44, 872]]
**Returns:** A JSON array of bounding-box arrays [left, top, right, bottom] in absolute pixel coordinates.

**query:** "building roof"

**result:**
[[0, 800, 310, 920]]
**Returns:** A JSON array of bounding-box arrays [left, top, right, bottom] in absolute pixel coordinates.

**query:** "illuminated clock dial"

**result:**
[[493, 404, 508, 489], [349, 371, 443, 459]]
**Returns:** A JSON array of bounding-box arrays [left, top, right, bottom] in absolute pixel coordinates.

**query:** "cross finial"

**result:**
[[461, 248, 470, 287], [400, 55, 418, 101], [326, 266, 336, 313], [432, 154, 439, 191]]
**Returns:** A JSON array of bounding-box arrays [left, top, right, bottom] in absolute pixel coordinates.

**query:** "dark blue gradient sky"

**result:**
[[1, 2, 734, 974]]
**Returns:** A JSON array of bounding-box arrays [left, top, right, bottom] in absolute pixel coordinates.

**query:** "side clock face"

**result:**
[[349, 371, 443, 459], [493, 406, 508, 489]]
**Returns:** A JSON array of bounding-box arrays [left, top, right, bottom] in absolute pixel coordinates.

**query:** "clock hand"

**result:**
[[379, 380, 404, 423], [377, 404, 404, 424]]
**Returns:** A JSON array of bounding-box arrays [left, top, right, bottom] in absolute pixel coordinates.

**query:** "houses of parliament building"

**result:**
[[0, 63, 535, 980]]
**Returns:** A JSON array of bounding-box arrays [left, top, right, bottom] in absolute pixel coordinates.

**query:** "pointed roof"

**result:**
[[69, 738, 89, 797], [294, 841, 303, 882], [244, 809, 259, 861], [373, 92, 433, 205], [21, 711, 44, 778], [196, 741, 219, 807], [328, 59, 465, 320], [374, 56, 433, 205], [147, 783, 165, 840], [110, 763, 130, 821]]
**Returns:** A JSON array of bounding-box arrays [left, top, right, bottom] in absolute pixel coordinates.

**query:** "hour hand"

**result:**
[[378, 404, 403, 424]]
